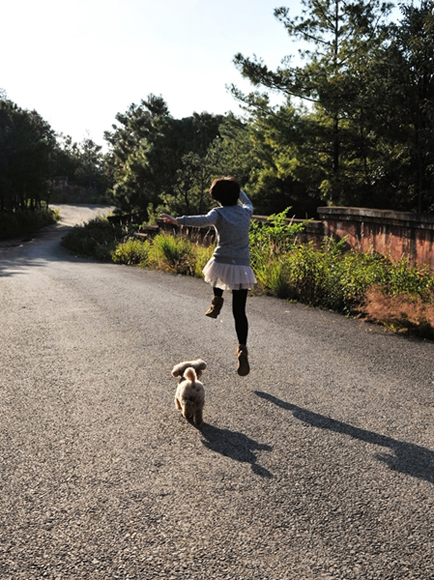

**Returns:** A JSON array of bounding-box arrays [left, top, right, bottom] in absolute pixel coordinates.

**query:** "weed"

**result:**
[[112, 238, 151, 265], [62, 212, 434, 339], [148, 233, 195, 275]]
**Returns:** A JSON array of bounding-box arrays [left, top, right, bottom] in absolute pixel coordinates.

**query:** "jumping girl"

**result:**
[[160, 176, 256, 376]]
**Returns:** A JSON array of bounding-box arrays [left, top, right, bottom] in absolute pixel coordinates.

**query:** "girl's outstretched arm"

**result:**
[[239, 190, 253, 214], [159, 213, 178, 225]]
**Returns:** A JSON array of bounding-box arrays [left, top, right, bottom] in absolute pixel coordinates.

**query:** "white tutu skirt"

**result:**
[[202, 257, 256, 291]]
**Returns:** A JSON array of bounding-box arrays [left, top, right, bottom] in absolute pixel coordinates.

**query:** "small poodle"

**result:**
[[171, 359, 206, 427]]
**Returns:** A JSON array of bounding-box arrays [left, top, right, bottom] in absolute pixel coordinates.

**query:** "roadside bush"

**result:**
[[337, 251, 389, 312], [283, 239, 344, 309], [0, 207, 59, 240], [250, 229, 434, 338], [148, 233, 195, 275], [385, 258, 434, 299], [190, 242, 215, 278], [62, 217, 123, 260], [112, 238, 151, 266]]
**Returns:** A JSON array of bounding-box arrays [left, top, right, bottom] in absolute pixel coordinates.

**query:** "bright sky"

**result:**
[[2, 0, 303, 146]]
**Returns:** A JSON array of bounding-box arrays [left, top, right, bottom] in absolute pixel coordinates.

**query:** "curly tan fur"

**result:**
[[171, 362, 206, 428], [171, 359, 207, 379]]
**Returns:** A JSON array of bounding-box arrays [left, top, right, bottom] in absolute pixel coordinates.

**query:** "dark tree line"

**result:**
[[0, 96, 108, 217], [0, 99, 56, 213]]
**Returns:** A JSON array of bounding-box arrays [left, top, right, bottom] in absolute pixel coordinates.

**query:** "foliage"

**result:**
[[147, 233, 196, 275], [51, 135, 110, 203], [112, 238, 151, 265], [3, 2, 434, 229], [0, 99, 56, 214], [369, 1, 434, 213], [0, 206, 58, 240], [249, 209, 308, 292], [104, 96, 227, 219], [251, 230, 434, 333], [61, 217, 124, 261], [62, 214, 434, 337], [250, 209, 307, 254], [232, 0, 434, 213]]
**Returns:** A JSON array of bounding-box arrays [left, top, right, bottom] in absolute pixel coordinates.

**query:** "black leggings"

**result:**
[[213, 287, 248, 345]]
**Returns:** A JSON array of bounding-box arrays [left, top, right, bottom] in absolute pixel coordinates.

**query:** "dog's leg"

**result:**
[[175, 397, 181, 410], [194, 408, 203, 427], [182, 401, 195, 422]]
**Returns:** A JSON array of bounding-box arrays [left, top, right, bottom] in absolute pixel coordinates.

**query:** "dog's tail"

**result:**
[[184, 367, 197, 382]]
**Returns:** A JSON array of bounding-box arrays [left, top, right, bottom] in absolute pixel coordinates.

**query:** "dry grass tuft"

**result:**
[[361, 286, 434, 339]]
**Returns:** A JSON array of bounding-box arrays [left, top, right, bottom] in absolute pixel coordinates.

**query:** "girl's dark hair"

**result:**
[[209, 176, 240, 206]]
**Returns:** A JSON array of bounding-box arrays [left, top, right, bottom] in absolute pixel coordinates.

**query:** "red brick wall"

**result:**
[[318, 207, 434, 271]]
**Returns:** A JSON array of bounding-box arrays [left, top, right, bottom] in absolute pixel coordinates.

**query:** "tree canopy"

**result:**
[[0, 99, 56, 213], [232, 0, 434, 212], [1, 1, 433, 221]]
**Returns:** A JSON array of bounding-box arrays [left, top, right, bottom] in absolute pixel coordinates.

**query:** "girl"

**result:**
[[160, 176, 256, 376]]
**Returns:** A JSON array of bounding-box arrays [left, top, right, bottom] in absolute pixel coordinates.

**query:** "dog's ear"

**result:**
[[171, 362, 184, 378], [194, 359, 207, 378]]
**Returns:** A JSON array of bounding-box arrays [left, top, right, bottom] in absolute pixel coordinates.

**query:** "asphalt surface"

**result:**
[[0, 205, 433, 580]]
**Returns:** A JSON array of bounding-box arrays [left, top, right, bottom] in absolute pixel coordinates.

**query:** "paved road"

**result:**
[[0, 205, 433, 580]]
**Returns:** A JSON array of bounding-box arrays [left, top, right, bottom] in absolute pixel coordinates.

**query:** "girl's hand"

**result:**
[[159, 213, 178, 225]]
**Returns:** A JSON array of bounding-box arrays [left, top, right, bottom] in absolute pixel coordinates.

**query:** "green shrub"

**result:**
[[249, 210, 306, 275], [338, 251, 389, 312], [385, 258, 434, 299], [148, 233, 195, 275], [112, 238, 151, 265], [283, 241, 342, 308], [60, 212, 434, 338], [0, 207, 58, 240], [62, 217, 123, 260], [191, 243, 215, 278], [256, 257, 293, 299]]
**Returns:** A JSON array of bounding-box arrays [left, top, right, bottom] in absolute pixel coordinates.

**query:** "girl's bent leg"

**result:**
[[205, 287, 224, 318]]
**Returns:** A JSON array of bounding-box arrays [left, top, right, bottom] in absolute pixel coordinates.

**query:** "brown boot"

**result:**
[[205, 296, 224, 318], [237, 344, 250, 376]]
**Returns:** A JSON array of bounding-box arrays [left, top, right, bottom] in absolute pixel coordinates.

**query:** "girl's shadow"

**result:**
[[200, 424, 273, 478], [255, 391, 434, 484]]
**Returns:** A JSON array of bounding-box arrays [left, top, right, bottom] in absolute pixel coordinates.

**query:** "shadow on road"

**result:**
[[0, 205, 115, 277], [255, 391, 434, 484], [0, 223, 96, 277], [201, 424, 273, 478]]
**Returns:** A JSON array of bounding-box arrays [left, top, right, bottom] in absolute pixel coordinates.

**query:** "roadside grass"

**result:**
[[61, 214, 434, 340], [0, 206, 59, 240], [112, 238, 151, 266]]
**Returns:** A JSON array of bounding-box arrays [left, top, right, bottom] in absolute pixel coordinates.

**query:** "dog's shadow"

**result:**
[[255, 391, 434, 484], [200, 424, 273, 478]]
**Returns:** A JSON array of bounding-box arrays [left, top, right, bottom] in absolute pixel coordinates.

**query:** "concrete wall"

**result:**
[[318, 207, 434, 271]]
